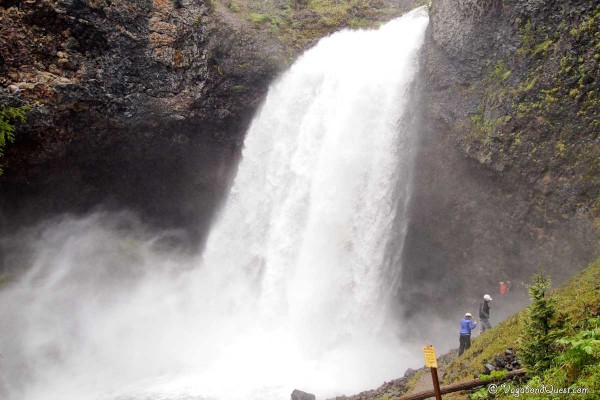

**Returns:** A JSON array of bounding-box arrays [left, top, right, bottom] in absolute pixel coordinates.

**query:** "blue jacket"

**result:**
[[460, 318, 477, 335]]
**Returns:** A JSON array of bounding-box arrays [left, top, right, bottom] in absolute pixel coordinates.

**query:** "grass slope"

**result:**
[[441, 257, 600, 394]]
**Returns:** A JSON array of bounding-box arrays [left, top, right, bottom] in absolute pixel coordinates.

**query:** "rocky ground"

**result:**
[[328, 346, 519, 400], [330, 351, 455, 400]]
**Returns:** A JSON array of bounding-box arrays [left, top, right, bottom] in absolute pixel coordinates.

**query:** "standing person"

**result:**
[[459, 313, 477, 356], [479, 294, 493, 334], [499, 281, 507, 296]]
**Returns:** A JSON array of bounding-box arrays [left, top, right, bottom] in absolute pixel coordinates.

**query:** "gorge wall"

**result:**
[[0, 0, 288, 247], [400, 0, 599, 325], [1, 0, 598, 327], [0, 0, 417, 252]]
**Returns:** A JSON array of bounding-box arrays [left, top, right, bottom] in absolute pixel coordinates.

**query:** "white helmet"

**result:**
[[465, 312, 472, 318], [484, 294, 492, 301]]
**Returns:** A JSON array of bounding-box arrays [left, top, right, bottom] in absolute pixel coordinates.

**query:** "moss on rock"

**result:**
[[215, 0, 425, 52]]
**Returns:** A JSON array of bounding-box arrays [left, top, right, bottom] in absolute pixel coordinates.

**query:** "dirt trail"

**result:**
[[410, 368, 446, 399]]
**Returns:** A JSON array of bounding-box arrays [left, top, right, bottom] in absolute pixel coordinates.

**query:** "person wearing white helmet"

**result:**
[[479, 294, 493, 334], [459, 312, 477, 356]]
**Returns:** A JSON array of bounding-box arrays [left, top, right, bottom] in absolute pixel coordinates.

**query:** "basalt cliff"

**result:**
[[0, 0, 416, 244], [401, 0, 599, 324], [0, 0, 289, 244]]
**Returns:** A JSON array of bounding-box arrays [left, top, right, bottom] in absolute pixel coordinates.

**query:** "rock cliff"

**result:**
[[400, 0, 599, 326], [0, 0, 287, 243], [0, 0, 417, 247], [1, 0, 598, 315]]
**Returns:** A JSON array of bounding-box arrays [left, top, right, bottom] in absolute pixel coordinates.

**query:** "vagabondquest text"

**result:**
[[488, 382, 590, 397]]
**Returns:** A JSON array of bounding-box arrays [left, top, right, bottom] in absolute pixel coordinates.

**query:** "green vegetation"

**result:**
[[217, 0, 426, 50], [490, 60, 511, 81], [442, 258, 600, 399], [469, 371, 510, 399], [488, 318, 600, 399], [229, 1, 240, 12], [516, 20, 535, 56], [442, 312, 524, 384], [0, 105, 29, 175], [519, 269, 564, 373], [468, 60, 512, 144], [213, 64, 224, 76], [478, 370, 508, 381], [248, 12, 284, 33], [0, 273, 10, 287], [465, 3, 599, 220]]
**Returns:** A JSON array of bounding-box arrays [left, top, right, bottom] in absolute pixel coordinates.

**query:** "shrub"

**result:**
[[229, 1, 240, 12], [519, 269, 564, 373], [0, 105, 29, 175], [555, 317, 600, 379]]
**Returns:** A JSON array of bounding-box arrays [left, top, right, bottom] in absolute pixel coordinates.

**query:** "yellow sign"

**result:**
[[423, 345, 438, 368]]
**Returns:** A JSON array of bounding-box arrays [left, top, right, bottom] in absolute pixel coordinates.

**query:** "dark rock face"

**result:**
[[291, 389, 316, 400], [470, 348, 520, 378], [491, 348, 521, 372], [0, 0, 286, 244], [1, 0, 597, 323], [484, 363, 495, 374], [399, 0, 599, 326]]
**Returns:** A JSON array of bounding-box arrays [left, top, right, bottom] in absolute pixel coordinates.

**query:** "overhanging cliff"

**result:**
[[0, 0, 289, 243]]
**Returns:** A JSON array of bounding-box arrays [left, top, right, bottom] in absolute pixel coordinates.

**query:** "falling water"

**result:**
[[0, 8, 428, 400]]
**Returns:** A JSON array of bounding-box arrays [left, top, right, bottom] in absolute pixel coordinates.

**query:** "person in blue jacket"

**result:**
[[458, 312, 477, 356]]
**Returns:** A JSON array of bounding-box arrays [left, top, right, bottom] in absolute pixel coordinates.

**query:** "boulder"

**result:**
[[291, 389, 316, 400], [403, 368, 417, 378]]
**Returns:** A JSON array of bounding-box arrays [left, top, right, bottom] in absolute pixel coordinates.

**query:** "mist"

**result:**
[[0, 9, 430, 400]]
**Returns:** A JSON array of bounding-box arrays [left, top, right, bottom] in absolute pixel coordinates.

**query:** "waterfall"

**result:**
[[0, 8, 428, 400]]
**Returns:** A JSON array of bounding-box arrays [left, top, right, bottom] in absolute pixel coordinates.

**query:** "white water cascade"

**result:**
[[0, 8, 428, 400]]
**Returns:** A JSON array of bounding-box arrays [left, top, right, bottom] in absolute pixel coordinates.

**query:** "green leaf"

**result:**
[[0, 105, 30, 175]]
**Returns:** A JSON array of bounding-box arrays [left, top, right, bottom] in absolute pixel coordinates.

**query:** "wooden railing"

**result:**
[[397, 369, 526, 400]]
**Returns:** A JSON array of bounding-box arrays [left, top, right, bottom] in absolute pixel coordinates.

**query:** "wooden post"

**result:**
[[422, 345, 442, 399], [397, 369, 526, 400], [430, 367, 442, 400]]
